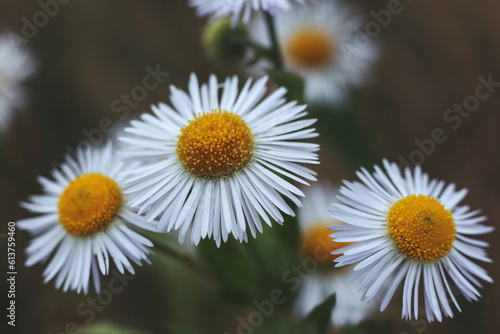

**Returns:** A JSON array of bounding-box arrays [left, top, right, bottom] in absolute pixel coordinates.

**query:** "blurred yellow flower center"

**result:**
[[285, 27, 336, 69], [58, 173, 122, 236], [302, 223, 352, 265], [177, 109, 254, 177], [387, 194, 456, 262]]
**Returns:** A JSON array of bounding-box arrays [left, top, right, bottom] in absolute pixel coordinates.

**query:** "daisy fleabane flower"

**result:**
[[18, 143, 155, 294], [249, 0, 379, 104], [330, 160, 493, 322], [0, 33, 36, 133], [189, 0, 313, 25], [119, 73, 319, 246], [294, 184, 376, 327]]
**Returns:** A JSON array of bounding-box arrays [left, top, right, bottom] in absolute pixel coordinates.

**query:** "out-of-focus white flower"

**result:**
[[189, 0, 314, 25], [0, 33, 36, 133], [250, 0, 379, 104], [294, 184, 376, 327]]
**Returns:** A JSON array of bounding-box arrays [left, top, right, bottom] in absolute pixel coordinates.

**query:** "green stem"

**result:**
[[152, 238, 216, 282], [246, 240, 268, 294], [264, 11, 283, 70]]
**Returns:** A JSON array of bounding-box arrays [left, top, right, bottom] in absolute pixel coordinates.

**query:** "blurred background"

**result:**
[[1, 0, 499, 333]]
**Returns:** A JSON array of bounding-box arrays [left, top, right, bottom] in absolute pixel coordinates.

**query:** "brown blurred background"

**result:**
[[1, 0, 499, 333]]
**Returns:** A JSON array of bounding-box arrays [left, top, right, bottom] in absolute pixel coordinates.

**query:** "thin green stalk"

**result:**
[[246, 239, 268, 294], [264, 11, 283, 70]]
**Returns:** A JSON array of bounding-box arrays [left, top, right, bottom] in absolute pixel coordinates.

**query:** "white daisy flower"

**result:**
[[294, 184, 376, 327], [331, 160, 493, 322], [249, 0, 379, 104], [119, 73, 319, 246], [189, 0, 313, 25], [18, 143, 155, 294], [0, 33, 36, 133]]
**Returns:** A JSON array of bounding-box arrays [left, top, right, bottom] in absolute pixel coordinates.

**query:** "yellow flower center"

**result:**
[[176, 109, 254, 177], [302, 223, 351, 265], [58, 173, 122, 236], [387, 194, 456, 262], [285, 27, 336, 70]]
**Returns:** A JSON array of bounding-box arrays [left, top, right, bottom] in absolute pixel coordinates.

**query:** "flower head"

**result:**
[[295, 184, 376, 327], [120, 73, 319, 246], [203, 17, 249, 64], [189, 0, 313, 25], [249, 0, 379, 104], [331, 160, 493, 322], [18, 143, 155, 294]]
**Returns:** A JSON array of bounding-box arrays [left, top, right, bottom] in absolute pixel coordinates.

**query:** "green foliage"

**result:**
[[168, 323, 202, 334], [309, 102, 379, 170], [246, 42, 273, 67], [196, 214, 301, 303], [198, 238, 261, 302], [341, 319, 400, 334], [252, 319, 319, 334], [302, 293, 336, 333], [80, 322, 151, 334], [268, 69, 306, 105], [203, 18, 249, 64]]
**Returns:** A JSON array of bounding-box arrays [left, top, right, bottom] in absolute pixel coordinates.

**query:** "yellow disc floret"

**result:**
[[176, 109, 254, 177], [387, 194, 456, 262], [302, 223, 352, 265], [285, 27, 336, 69], [58, 173, 122, 236]]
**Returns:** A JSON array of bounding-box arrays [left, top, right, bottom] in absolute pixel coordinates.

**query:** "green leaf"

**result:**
[[197, 238, 260, 302], [248, 317, 317, 334], [80, 322, 151, 334], [248, 215, 299, 283], [268, 69, 305, 105], [246, 42, 273, 66], [168, 323, 201, 334], [309, 102, 379, 170], [302, 293, 336, 333]]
